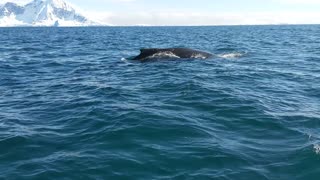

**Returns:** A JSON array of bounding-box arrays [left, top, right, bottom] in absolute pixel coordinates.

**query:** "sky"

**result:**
[[4, 0, 320, 25]]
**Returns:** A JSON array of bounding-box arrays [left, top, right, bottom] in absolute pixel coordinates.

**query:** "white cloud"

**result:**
[[276, 0, 320, 4], [87, 11, 320, 26], [103, 0, 136, 1], [1, 0, 32, 5]]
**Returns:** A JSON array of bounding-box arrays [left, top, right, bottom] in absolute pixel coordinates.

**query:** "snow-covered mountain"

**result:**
[[0, 0, 97, 27]]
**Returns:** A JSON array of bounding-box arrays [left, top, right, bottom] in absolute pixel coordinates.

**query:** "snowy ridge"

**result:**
[[0, 0, 98, 27]]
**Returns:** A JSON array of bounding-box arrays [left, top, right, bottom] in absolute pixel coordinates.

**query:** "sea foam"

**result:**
[[217, 52, 245, 59], [314, 144, 320, 154]]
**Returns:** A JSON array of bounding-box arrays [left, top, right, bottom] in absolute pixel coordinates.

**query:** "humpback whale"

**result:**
[[133, 48, 213, 60]]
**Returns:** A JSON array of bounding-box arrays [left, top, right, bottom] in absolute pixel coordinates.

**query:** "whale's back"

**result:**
[[133, 48, 212, 60]]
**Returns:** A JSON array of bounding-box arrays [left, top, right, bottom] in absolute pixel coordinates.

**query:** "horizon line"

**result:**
[[1, 23, 320, 28]]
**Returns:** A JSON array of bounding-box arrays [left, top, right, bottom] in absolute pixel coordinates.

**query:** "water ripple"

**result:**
[[0, 26, 320, 179]]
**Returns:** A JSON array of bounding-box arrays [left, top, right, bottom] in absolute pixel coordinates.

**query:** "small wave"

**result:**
[[120, 57, 135, 65], [217, 52, 245, 59], [314, 144, 320, 154]]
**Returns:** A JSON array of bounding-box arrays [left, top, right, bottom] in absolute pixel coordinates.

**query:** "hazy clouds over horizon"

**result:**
[[3, 0, 320, 25]]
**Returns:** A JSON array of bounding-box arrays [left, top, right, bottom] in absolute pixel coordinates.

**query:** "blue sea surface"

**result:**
[[0, 26, 320, 179]]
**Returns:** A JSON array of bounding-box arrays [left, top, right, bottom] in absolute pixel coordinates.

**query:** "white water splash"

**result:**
[[191, 53, 207, 59], [218, 52, 244, 59], [120, 57, 133, 64], [314, 144, 320, 154], [149, 51, 180, 59]]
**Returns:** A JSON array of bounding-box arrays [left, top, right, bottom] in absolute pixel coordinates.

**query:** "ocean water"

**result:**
[[0, 26, 320, 179]]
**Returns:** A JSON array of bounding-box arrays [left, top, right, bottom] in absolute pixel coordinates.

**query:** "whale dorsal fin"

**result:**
[[140, 49, 148, 53], [140, 48, 158, 53]]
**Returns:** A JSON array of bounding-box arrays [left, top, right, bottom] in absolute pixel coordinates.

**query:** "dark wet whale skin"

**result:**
[[133, 48, 213, 60]]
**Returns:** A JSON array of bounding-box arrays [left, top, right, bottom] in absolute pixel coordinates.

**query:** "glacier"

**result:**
[[0, 0, 98, 27]]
